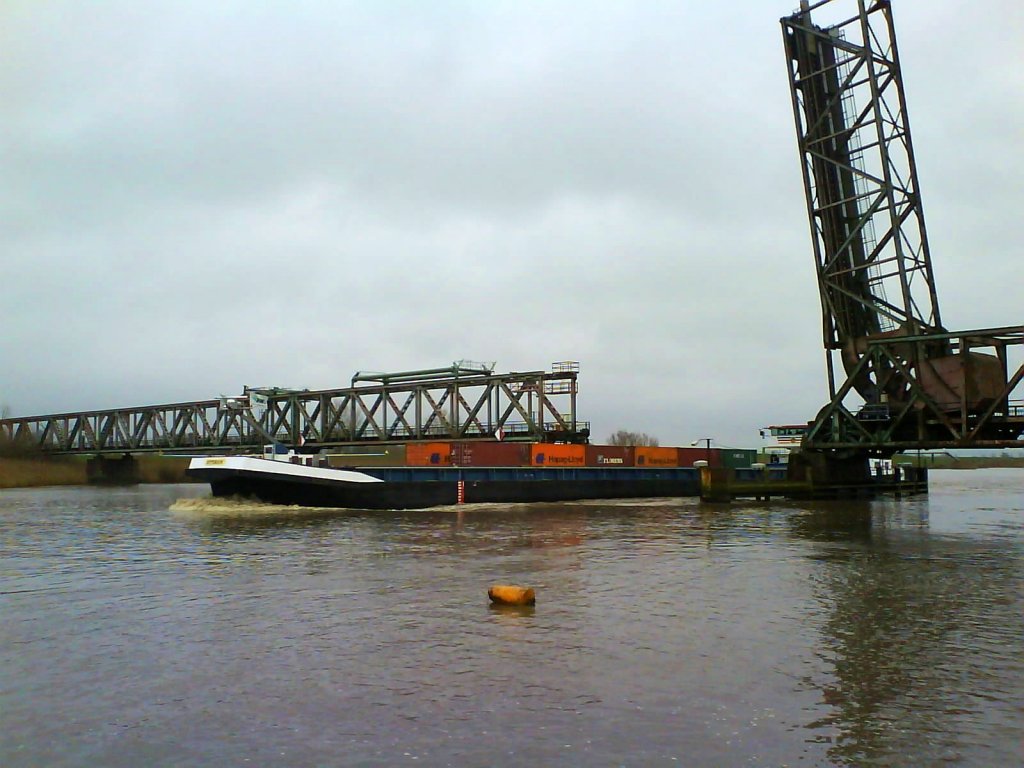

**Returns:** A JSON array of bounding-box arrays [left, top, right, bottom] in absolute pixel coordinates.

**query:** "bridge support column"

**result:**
[[86, 454, 139, 485], [699, 466, 733, 503], [787, 450, 869, 489]]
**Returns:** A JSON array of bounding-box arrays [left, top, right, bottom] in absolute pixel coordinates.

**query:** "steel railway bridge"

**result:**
[[0, 362, 588, 456]]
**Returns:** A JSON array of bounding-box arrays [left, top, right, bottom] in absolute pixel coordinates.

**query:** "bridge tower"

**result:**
[[781, 0, 1024, 480]]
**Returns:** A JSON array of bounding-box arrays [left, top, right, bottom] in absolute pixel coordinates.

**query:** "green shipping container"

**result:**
[[718, 449, 757, 469], [327, 444, 407, 467]]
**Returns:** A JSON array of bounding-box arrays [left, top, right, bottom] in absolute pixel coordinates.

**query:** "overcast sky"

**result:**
[[2, 0, 1021, 447]]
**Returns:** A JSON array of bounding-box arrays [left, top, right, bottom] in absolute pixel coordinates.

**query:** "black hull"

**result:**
[[193, 466, 701, 510]]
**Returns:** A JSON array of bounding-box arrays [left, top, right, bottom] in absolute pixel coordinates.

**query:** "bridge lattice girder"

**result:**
[[0, 369, 584, 455]]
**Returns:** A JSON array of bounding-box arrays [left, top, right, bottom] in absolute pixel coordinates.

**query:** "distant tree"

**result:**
[[607, 430, 659, 447], [0, 403, 37, 458], [0, 403, 17, 456]]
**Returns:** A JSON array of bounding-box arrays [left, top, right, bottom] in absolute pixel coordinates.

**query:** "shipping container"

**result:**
[[453, 441, 530, 467], [718, 448, 757, 469], [326, 444, 407, 468], [677, 446, 720, 468], [635, 446, 678, 467], [530, 443, 586, 467], [585, 445, 635, 467], [406, 442, 454, 466]]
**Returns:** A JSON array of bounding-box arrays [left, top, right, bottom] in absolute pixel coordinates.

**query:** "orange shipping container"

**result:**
[[635, 446, 679, 467], [530, 443, 586, 467], [405, 442, 453, 466]]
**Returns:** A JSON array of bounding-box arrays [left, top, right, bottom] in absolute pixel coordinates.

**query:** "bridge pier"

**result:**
[[86, 454, 139, 485], [787, 450, 870, 488], [699, 466, 734, 502], [699, 452, 928, 501]]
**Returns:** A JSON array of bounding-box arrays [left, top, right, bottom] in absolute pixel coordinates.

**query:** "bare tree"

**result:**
[[606, 430, 660, 447], [1, 403, 13, 456], [0, 403, 32, 457]]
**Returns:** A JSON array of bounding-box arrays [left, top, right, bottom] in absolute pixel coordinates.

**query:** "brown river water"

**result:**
[[1, 470, 1021, 766]]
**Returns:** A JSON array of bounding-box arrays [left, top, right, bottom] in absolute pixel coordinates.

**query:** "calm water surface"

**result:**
[[1, 470, 1022, 766]]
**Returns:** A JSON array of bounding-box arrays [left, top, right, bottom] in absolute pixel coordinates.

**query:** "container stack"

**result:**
[[324, 442, 751, 469]]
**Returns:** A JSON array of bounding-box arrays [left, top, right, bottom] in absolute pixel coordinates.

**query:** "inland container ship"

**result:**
[[186, 441, 757, 510]]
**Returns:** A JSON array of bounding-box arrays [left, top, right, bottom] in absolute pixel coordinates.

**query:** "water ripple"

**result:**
[[0, 475, 1021, 766]]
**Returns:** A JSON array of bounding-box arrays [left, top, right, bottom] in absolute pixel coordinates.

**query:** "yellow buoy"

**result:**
[[488, 584, 536, 606]]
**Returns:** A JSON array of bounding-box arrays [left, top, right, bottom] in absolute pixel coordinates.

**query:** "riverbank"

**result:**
[[894, 455, 1024, 470], [0, 455, 192, 489], [0, 457, 87, 488]]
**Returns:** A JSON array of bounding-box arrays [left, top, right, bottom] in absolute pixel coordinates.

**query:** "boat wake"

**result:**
[[169, 494, 693, 519], [169, 495, 349, 519], [169, 495, 465, 519]]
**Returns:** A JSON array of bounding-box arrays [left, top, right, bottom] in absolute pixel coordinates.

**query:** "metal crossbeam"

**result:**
[[801, 326, 1024, 451], [0, 365, 587, 455]]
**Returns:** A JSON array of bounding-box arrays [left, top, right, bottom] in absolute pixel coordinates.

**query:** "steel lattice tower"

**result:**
[[781, 0, 1024, 456], [782, 0, 945, 400]]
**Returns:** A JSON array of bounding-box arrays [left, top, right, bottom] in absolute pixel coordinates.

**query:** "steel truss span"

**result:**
[[0, 365, 586, 455]]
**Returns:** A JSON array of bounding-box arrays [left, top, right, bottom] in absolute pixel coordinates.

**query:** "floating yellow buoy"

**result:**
[[488, 584, 536, 606]]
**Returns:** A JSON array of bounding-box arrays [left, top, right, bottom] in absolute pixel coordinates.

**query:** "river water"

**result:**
[[1, 470, 1021, 767]]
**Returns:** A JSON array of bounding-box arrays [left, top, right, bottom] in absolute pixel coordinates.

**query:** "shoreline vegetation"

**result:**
[[0, 457, 88, 489], [893, 454, 1024, 470], [0, 454, 192, 489]]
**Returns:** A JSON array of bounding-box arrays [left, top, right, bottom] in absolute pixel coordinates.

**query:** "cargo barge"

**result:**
[[186, 442, 759, 509], [186, 455, 705, 509]]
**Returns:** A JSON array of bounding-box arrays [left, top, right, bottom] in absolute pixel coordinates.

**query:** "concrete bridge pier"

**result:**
[[699, 466, 734, 503], [86, 454, 139, 485]]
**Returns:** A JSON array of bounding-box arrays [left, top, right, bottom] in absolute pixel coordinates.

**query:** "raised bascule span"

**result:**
[[780, 0, 1024, 484]]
